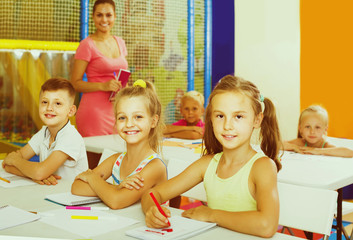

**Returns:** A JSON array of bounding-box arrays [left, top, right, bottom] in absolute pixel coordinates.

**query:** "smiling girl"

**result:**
[[284, 105, 353, 157], [71, 80, 167, 209], [141, 75, 282, 238]]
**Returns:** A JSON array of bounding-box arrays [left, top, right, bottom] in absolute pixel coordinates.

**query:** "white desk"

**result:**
[[0, 180, 301, 240], [83, 134, 202, 162], [84, 135, 353, 239], [277, 137, 353, 240]]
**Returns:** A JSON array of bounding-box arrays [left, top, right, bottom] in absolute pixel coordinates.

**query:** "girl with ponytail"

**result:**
[[142, 75, 281, 238]]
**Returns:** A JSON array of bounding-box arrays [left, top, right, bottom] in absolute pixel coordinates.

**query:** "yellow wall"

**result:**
[[301, 1, 353, 138]]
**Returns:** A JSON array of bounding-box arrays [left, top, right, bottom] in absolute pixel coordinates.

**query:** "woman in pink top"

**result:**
[[71, 0, 128, 137]]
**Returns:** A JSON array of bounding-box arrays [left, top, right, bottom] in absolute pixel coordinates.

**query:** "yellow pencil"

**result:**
[[0, 176, 10, 183]]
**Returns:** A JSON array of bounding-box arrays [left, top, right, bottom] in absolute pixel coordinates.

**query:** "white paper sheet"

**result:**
[[0, 160, 36, 188], [126, 216, 216, 240], [0, 173, 36, 188], [39, 208, 139, 238], [0, 236, 71, 240], [0, 205, 40, 230]]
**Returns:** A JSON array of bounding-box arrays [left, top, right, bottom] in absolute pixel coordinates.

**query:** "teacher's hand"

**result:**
[[102, 79, 122, 92]]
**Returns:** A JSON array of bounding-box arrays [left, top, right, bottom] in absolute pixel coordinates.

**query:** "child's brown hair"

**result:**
[[203, 75, 282, 171], [41, 78, 76, 102]]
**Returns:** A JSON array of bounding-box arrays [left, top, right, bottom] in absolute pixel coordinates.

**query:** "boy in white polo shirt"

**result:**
[[2, 78, 88, 184]]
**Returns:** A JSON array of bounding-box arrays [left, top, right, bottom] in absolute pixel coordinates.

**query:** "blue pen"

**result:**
[[113, 71, 117, 79]]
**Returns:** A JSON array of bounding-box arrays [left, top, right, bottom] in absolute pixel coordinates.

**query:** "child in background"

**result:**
[[284, 105, 353, 157], [71, 80, 167, 209], [142, 75, 281, 238], [2, 78, 88, 185], [164, 90, 204, 139]]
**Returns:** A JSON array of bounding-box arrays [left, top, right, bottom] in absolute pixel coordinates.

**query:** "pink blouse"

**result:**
[[75, 36, 128, 137]]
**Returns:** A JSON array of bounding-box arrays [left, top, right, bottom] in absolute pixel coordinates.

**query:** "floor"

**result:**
[[342, 208, 353, 239]]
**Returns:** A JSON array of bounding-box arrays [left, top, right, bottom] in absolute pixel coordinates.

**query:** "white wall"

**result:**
[[234, 0, 300, 141]]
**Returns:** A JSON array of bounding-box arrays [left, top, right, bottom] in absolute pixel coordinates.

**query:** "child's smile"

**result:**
[[39, 90, 73, 130], [115, 96, 156, 145], [299, 112, 327, 147], [211, 92, 261, 151]]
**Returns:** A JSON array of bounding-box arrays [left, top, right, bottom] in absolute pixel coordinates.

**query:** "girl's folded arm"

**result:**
[[71, 153, 118, 196], [307, 146, 353, 158], [87, 158, 167, 209], [283, 139, 302, 151]]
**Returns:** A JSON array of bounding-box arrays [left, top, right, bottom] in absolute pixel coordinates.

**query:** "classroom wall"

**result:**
[[301, 1, 353, 139], [234, 0, 300, 141]]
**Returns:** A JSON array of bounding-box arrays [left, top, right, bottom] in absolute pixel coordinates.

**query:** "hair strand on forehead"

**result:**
[[41, 78, 76, 101]]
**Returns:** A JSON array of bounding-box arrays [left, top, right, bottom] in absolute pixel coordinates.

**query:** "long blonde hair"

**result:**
[[114, 81, 164, 153], [203, 75, 282, 171]]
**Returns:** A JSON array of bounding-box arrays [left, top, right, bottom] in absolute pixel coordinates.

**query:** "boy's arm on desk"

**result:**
[[2, 164, 26, 177], [3, 144, 34, 177], [4, 145, 69, 181]]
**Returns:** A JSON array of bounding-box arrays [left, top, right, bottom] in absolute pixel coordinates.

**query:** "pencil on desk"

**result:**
[[0, 176, 10, 183]]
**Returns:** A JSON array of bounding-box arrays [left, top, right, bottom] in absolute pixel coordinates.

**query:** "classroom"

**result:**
[[1, 0, 353, 239]]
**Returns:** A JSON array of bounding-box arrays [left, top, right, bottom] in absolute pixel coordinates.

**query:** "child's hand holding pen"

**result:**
[[145, 205, 171, 228], [145, 192, 171, 228]]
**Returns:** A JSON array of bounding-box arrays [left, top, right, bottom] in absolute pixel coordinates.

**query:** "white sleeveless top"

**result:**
[[111, 152, 166, 185]]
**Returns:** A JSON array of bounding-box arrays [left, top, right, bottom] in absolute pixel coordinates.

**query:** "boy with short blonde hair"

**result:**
[[164, 90, 205, 139], [2, 78, 88, 185]]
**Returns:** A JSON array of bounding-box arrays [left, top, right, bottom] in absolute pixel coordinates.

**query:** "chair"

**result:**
[[336, 201, 353, 240], [278, 182, 338, 240]]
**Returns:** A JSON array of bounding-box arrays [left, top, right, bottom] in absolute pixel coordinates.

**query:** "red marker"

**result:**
[[149, 192, 171, 226]]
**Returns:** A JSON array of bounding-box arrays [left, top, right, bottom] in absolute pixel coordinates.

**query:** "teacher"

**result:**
[[71, 0, 128, 137]]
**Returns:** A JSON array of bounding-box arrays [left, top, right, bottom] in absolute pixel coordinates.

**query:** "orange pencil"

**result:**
[[0, 176, 10, 183]]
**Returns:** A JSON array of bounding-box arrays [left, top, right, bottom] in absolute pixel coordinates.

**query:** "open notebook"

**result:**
[[125, 216, 216, 240], [0, 205, 40, 230], [45, 192, 101, 206]]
